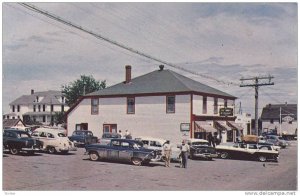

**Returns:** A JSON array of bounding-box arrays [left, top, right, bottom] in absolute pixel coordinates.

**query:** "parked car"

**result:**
[[258, 140, 281, 151], [68, 130, 98, 147], [3, 129, 43, 155], [135, 137, 181, 162], [31, 128, 77, 154], [216, 143, 279, 162], [85, 139, 157, 166], [265, 135, 288, 148], [184, 139, 218, 160], [98, 132, 121, 145]]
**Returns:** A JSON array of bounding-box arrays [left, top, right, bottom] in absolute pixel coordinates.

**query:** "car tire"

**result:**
[[131, 157, 142, 166], [220, 152, 229, 159], [258, 155, 267, 162], [89, 151, 99, 161], [48, 147, 56, 154], [10, 148, 19, 155]]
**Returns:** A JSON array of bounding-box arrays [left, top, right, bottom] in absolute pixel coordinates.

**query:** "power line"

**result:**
[[240, 75, 275, 135], [18, 3, 239, 87]]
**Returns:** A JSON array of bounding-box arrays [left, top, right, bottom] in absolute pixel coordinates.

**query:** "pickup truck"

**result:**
[[3, 129, 43, 155], [216, 143, 279, 162], [68, 130, 98, 147], [85, 138, 157, 166]]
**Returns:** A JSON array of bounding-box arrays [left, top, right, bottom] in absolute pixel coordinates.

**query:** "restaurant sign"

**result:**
[[219, 108, 233, 116]]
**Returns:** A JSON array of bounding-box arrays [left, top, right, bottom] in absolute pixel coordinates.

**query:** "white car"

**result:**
[[31, 128, 77, 154], [135, 136, 181, 162]]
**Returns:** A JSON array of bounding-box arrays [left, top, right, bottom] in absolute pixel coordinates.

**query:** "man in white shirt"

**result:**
[[163, 140, 172, 167]]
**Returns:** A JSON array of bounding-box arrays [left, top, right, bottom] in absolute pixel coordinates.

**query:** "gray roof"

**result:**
[[88, 69, 235, 99], [10, 90, 63, 105], [261, 104, 297, 120], [3, 119, 25, 128]]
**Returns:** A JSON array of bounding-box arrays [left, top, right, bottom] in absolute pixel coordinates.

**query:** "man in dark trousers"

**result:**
[[180, 140, 190, 168], [208, 132, 215, 147]]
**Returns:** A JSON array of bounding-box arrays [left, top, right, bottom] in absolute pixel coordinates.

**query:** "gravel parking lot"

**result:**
[[2, 141, 297, 191]]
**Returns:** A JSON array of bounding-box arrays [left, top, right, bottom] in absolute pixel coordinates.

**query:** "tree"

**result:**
[[53, 111, 65, 126], [62, 75, 106, 107]]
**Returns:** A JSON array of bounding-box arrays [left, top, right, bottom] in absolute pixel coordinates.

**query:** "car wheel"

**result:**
[[10, 148, 19, 155], [89, 152, 99, 161], [131, 157, 142, 166], [48, 147, 56, 154], [258, 155, 267, 162], [220, 152, 229, 159]]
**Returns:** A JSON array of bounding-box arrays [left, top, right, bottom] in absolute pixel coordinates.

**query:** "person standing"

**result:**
[[163, 140, 172, 167], [117, 130, 123, 138], [180, 140, 190, 168], [208, 132, 214, 147]]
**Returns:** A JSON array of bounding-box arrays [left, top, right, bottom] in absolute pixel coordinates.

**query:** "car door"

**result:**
[[107, 140, 120, 160], [118, 141, 133, 161]]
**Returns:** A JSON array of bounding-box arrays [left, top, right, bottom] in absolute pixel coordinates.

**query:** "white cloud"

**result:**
[[2, 2, 297, 116]]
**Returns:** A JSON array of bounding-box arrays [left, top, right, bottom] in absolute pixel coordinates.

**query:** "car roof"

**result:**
[[135, 136, 167, 143], [34, 128, 64, 134], [4, 129, 27, 134]]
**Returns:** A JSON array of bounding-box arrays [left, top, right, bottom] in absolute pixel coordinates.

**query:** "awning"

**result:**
[[194, 121, 217, 133], [216, 121, 231, 131], [227, 121, 243, 131]]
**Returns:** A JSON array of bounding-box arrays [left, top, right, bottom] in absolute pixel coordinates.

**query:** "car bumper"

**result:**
[[58, 146, 77, 152], [22, 147, 41, 151], [193, 153, 218, 159]]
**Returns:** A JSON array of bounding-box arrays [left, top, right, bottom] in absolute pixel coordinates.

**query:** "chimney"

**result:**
[[125, 65, 132, 84], [31, 89, 34, 95], [159, 64, 164, 71]]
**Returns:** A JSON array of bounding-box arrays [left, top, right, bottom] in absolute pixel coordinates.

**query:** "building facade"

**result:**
[[67, 65, 239, 144], [4, 90, 69, 125], [261, 104, 297, 138]]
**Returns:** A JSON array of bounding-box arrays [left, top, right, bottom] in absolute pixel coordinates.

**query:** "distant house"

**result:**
[[66, 65, 238, 144], [4, 90, 69, 125], [3, 119, 25, 129], [261, 104, 297, 137]]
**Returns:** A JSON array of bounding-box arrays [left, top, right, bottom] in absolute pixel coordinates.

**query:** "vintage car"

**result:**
[[216, 143, 279, 162], [31, 128, 77, 154], [68, 130, 98, 147], [264, 135, 288, 149], [85, 139, 157, 166], [184, 139, 218, 160], [135, 137, 181, 162], [3, 129, 43, 155]]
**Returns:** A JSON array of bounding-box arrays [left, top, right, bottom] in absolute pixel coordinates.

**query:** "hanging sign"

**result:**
[[219, 108, 233, 116]]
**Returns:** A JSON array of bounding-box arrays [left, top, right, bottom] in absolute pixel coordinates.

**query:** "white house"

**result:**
[[261, 103, 297, 139], [4, 90, 69, 125], [66, 65, 238, 144]]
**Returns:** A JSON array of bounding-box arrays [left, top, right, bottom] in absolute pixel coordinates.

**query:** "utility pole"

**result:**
[[240, 75, 274, 136]]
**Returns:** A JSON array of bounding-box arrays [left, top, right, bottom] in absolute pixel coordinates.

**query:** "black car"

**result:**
[[3, 129, 43, 155], [68, 130, 98, 147], [185, 139, 218, 160]]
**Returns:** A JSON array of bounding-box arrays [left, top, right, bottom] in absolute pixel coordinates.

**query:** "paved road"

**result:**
[[3, 141, 297, 191]]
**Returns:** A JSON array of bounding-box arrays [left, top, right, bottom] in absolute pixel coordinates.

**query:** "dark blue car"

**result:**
[[85, 139, 157, 166], [68, 130, 98, 147]]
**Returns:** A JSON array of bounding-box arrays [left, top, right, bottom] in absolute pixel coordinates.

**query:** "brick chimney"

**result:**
[[31, 89, 34, 95], [125, 65, 132, 84]]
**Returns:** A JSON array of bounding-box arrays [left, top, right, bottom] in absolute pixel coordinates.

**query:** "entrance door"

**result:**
[[103, 124, 117, 133]]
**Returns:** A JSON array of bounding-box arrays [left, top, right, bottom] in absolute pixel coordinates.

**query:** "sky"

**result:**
[[2, 2, 298, 117]]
